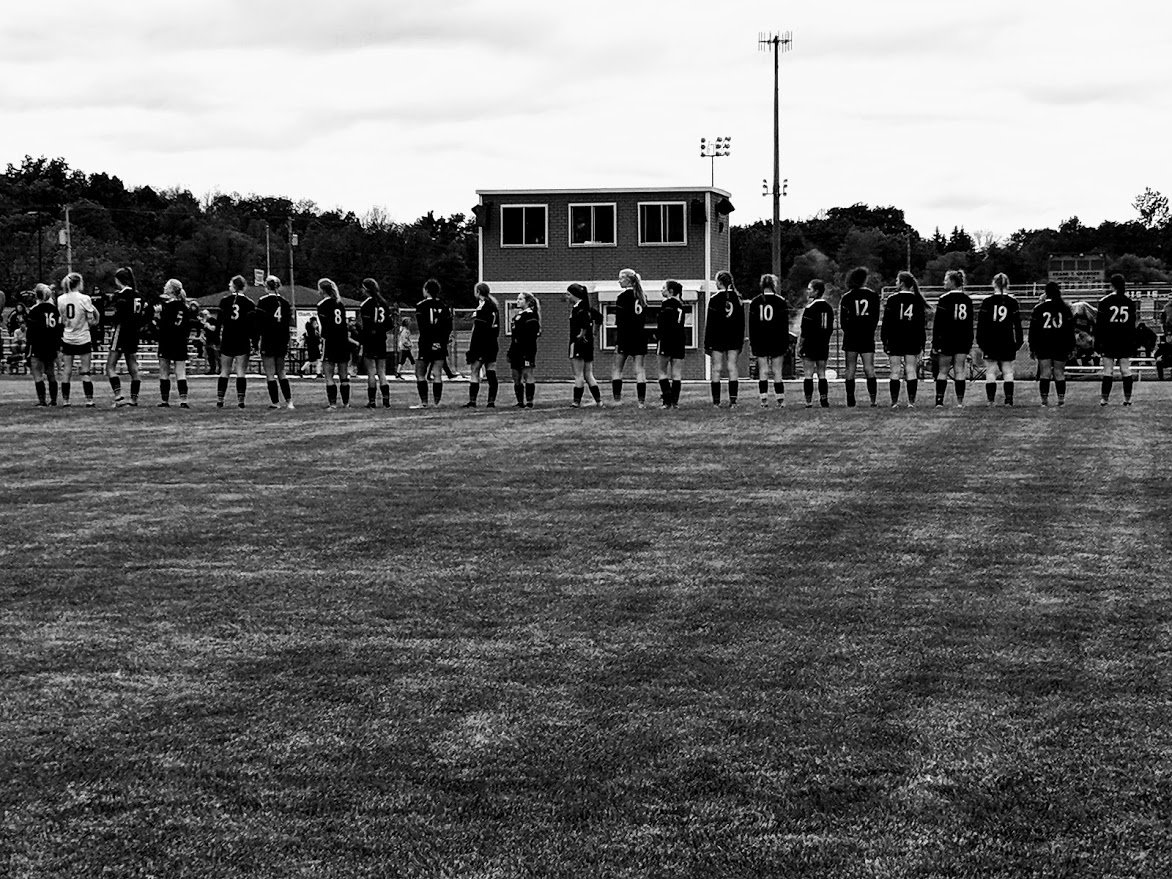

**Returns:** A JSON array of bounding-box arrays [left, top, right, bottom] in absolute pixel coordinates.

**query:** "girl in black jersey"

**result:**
[[656, 280, 687, 408], [508, 292, 541, 409], [464, 283, 501, 408], [611, 268, 649, 406], [881, 272, 929, 408], [566, 283, 603, 407], [317, 278, 350, 409], [932, 269, 974, 408], [258, 275, 295, 410], [1095, 273, 1139, 406], [27, 284, 61, 407], [216, 275, 255, 408], [798, 280, 835, 408], [156, 279, 197, 408], [704, 270, 745, 406], [976, 273, 1024, 406], [1028, 281, 1075, 406], [749, 274, 789, 408], [106, 266, 147, 406], [356, 278, 392, 409]]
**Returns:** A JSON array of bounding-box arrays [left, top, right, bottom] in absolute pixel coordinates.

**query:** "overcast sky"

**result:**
[[2, 1, 1169, 238]]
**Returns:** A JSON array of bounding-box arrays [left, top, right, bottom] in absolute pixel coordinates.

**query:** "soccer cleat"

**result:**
[[935, 402, 944, 409], [268, 403, 280, 410], [1040, 398, 1049, 406], [637, 402, 646, 410], [525, 402, 534, 409], [216, 401, 224, 408], [569, 402, 581, 408], [113, 396, 126, 407], [760, 399, 769, 408], [84, 401, 95, 408], [326, 404, 338, 410], [956, 402, 964, 409], [462, 401, 477, 408], [820, 400, 830, 409], [907, 402, 915, 409], [1124, 400, 1132, 406], [1056, 398, 1065, 407], [34, 401, 48, 408], [514, 402, 526, 409], [365, 402, 376, 409], [61, 401, 72, 408], [661, 403, 671, 409], [807, 402, 814, 409], [286, 402, 295, 410], [157, 401, 170, 408], [180, 402, 191, 409], [238, 401, 245, 409], [486, 401, 495, 408], [1100, 399, 1108, 406], [129, 399, 138, 407], [408, 403, 428, 409]]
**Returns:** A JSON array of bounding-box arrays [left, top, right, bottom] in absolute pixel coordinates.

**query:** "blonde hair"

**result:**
[[944, 269, 965, 289], [34, 283, 53, 302], [265, 275, 282, 292], [318, 277, 340, 299], [896, 271, 920, 295], [619, 268, 646, 309], [759, 274, 779, 293], [63, 272, 83, 292], [164, 278, 185, 299], [992, 273, 1009, 292], [520, 291, 541, 322]]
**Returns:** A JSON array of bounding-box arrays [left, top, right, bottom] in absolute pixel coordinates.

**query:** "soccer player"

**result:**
[[57, 272, 100, 407], [798, 280, 835, 408], [881, 271, 928, 408], [508, 291, 541, 408], [302, 316, 322, 377], [105, 266, 149, 406], [1028, 281, 1075, 406], [611, 268, 649, 407], [566, 283, 603, 408], [657, 280, 687, 408], [976, 273, 1024, 406], [412, 278, 452, 408], [356, 278, 393, 409], [216, 275, 255, 408], [316, 278, 350, 409], [156, 279, 198, 408], [27, 284, 61, 406], [257, 275, 295, 410], [463, 283, 501, 408], [1095, 273, 1139, 406], [839, 266, 881, 407], [704, 270, 745, 407], [749, 274, 789, 407], [932, 269, 975, 407]]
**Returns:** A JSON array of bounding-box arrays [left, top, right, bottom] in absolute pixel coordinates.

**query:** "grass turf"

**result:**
[[1, 376, 1170, 878]]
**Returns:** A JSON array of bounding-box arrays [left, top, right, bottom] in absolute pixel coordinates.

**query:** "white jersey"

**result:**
[[58, 291, 97, 345]]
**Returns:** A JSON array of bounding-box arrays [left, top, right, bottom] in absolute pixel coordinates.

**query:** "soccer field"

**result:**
[[3, 376, 1170, 878]]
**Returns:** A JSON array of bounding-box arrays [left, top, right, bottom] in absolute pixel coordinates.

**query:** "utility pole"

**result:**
[[265, 224, 271, 278], [63, 205, 73, 273], [758, 31, 793, 277]]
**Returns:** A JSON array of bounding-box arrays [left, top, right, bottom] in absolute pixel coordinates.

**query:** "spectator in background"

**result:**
[[1156, 335, 1172, 381], [8, 322, 27, 374], [396, 319, 414, 379], [302, 315, 322, 377], [1136, 318, 1157, 357], [7, 298, 30, 334], [199, 309, 219, 374]]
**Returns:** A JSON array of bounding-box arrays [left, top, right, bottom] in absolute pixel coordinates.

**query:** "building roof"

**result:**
[[476, 186, 732, 198]]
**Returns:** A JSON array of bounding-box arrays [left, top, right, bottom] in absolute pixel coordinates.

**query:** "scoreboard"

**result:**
[[1048, 253, 1105, 291]]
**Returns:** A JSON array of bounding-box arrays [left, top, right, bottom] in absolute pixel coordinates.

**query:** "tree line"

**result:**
[[2, 156, 1169, 312]]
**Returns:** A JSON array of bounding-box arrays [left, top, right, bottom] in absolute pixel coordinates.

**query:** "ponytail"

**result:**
[[114, 266, 137, 291], [362, 277, 387, 307], [265, 275, 282, 294], [475, 281, 499, 310], [619, 268, 646, 309], [992, 272, 1009, 293], [63, 272, 83, 292], [318, 277, 340, 300], [522, 291, 541, 323], [716, 270, 738, 303], [897, 271, 920, 295]]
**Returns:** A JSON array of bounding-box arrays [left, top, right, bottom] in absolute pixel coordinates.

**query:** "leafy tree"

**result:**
[[1133, 187, 1170, 230]]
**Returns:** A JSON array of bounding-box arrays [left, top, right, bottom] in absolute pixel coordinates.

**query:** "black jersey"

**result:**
[[26, 301, 61, 355], [976, 293, 1023, 361], [508, 309, 540, 368], [568, 299, 602, 361], [317, 297, 347, 341], [798, 299, 835, 360], [614, 288, 648, 355], [257, 293, 293, 354], [157, 298, 195, 351], [657, 298, 688, 359], [112, 287, 148, 334], [1094, 292, 1138, 358], [217, 292, 256, 356], [357, 297, 393, 342], [469, 298, 500, 349], [1028, 298, 1075, 360], [881, 290, 928, 356], [932, 289, 975, 355], [839, 287, 881, 352], [748, 292, 790, 357], [704, 290, 745, 352], [416, 297, 452, 361]]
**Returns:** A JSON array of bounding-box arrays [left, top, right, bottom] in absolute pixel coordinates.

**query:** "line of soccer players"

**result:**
[[16, 265, 1144, 410]]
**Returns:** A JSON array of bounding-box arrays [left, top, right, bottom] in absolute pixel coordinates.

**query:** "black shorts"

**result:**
[[981, 348, 1018, 363], [110, 326, 139, 356], [323, 336, 350, 364], [1033, 348, 1069, 362], [158, 344, 188, 362], [420, 339, 448, 363], [361, 337, 387, 360], [751, 345, 786, 359], [799, 343, 830, 362], [509, 351, 536, 370], [616, 335, 647, 357], [220, 336, 251, 359], [935, 346, 971, 358], [466, 342, 498, 365], [31, 347, 60, 365], [261, 336, 289, 360], [842, 333, 876, 354], [658, 344, 685, 360], [569, 339, 594, 362], [61, 341, 92, 356]]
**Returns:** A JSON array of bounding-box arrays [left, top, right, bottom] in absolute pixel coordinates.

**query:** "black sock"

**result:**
[[417, 380, 428, 403], [845, 378, 856, 407], [470, 382, 480, 402], [48, 380, 57, 403], [573, 385, 584, 405], [636, 382, 646, 403], [110, 375, 122, 396], [525, 382, 535, 405], [217, 376, 229, 402], [326, 384, 338, 405], [1101, 377, 1112, 400], [235, 377, 247, 403], [758, 380, 768, 397], [514, 381, 524, 404], [818, 378, 829, 406], [711, 381, 721, 404], [907, 379, 918, 404], [35, 380, 45, 403], [1055, 380, 1065, 400], [178, 379, 189, 401], [431, 382, 442, 404], [62, 381, 71, 402], [82, 380, 94, 401], [269, 381, 280, 404], [729, 380, 738, 403], [660, 378, 671, 403], [379, 383, 389, 405], [130, 379, 140, 401], [612, 379, 622, 401], [986, 382, 997, 403], [160, 379, 171, 403], [1039, 378, 1050, 401], [1123, 375, 1134, 401], [671, 380, 682, 405], [955, 379, 966, 403], [890, 379, 900, 405], [935, 378, 947, 405], [774, 381, 785, 399], [803, 378, 814, 403], [367, 385, 376, 405], [340, 381, 350, 406], [589, 384, 601, 403], [1004, 381, 1014, 405], [486, 370, 498, 404], [866, 376, 877, 403], [280, 378, 291, 402]]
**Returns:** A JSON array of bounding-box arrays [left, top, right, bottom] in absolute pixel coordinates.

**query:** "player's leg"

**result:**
[[843, 351, 858, 407], [30, 356, 47, 405], [670, 359, 684, 407], [889, 354, 904, 407], [231, 355, 248, 407], [106, 341, 124, 404], [816, 359, 830, 407], [757, 357, 771, 406], [768, 355, 785, 406], [1037, 358, 1053, 405], [612, 352, 628, 402], [583, 361, 601, 405], [125, 353, 141, 404], [708, 352, 723, 406], [905, 355, 920, 406], [216, 353, 233, 407], [175, 358, 190, 408], [633, 354, 647, 407], [1099, 356, 1115, 405], [465, 359, 483, 407], [522, 365, 536, 408], [413, 353, 429, 406], [1052, 360, 1066, 406], [934, 352, 950, 407], [484, 359, 499, 408], [1001, 359, 1015, 405], [337, 357, 351, 407], [375, 357, 388, 408], [570, 357, 586, 407], [658, 354, 672, 407], [324, 359, 339, 408], [802, 358, 816, 407], [952, 354, 968, 406], [511, 366, 525, 407], [862, 352, 878, 405], [725, 351, 739, 405], [985, 360, 1000, 405], [60, 354, 74, 404], [1120, 357, 1134, 405], [362, 357, 378, 408], [158, 357, 173, 406], [79, 351, 95, 406], [428, 357, 441, 406]]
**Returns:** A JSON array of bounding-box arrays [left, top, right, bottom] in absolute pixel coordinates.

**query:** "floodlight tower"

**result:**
[[758, 30, 793, 277], [699, 136, 732, 188]]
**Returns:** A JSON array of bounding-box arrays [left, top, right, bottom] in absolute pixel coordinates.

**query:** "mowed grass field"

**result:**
[[2, 375, 1171, 878]]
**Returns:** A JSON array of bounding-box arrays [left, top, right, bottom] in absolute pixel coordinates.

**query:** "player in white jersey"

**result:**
[[57, 272, 101, 407]]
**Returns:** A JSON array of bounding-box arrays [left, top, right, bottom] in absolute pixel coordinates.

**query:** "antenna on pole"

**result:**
[[758, 30, 793, 278]]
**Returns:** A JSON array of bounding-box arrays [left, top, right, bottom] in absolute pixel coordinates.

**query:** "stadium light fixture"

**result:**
[[699, 136, 732, 188]]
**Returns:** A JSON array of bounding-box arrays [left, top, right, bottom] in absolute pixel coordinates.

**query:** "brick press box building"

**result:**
[[474, 187, 739, 381]]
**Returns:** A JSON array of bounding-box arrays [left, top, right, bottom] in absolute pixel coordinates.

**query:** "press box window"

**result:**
[[638, 202, 686, 246], [501, 205, 547, 247], [569, 204, 616, 246], [602, 304, 695, 349]]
